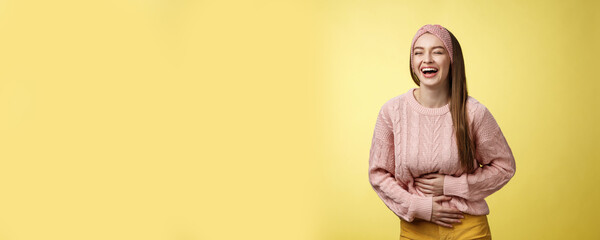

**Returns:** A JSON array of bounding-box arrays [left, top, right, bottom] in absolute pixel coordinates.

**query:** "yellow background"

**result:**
[[0, 0, 597, 239]]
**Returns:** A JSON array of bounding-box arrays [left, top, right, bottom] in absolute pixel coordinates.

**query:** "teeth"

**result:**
[[422, 68, 437, 72]]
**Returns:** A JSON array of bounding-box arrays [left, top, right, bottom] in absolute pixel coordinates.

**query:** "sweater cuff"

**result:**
[[443, 175, 469, 199], [411, 195, 432, 222]]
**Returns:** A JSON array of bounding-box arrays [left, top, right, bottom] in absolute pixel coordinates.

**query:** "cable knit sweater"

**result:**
[[368, 87, 516, 222]]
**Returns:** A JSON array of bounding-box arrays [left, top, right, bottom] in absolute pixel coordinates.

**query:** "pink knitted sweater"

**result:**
[[368, 87, 516, 222]]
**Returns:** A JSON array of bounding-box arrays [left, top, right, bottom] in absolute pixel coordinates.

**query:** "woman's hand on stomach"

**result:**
[[431, 196, 464, 228], [415, 172, 445, 196]]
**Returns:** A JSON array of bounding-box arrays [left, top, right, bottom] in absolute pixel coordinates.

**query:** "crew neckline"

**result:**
[[407, 87, 450, 116]]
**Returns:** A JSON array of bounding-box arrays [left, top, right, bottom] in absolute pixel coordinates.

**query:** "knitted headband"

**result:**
[[410, 24, 453, 71]]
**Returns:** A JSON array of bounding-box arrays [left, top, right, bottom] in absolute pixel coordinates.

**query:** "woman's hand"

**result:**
[[431, 196, 464, 228], [415, 173, 445, 196]]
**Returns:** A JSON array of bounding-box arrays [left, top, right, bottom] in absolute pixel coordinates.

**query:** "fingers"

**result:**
[[415, 178, 431, 184], [421, 174, 439, 179], [433, 218, 459, 228], [432, 213, 464, 228], [436, 217, 462, 226], [416, 185, 439, 195], [440, 207, 463, 215], [415, 182, 433, 191], [432, 206, 463, 218], [433, 195, 452, 202], [438, 212, 464, 219], [433, 220, 453, 228]]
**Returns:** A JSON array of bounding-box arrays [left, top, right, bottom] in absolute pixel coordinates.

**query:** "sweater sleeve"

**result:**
[[443, 105, 516, 201], [368, 103, 433, 222]]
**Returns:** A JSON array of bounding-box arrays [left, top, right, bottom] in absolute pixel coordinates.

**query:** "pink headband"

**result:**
[[410, 24, 453, 71]]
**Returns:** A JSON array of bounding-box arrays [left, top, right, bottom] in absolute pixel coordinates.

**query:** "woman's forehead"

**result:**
[[413, 33, 444, 48]]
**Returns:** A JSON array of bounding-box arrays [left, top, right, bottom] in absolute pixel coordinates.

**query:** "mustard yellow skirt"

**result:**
[[400, 214, 492, 240]]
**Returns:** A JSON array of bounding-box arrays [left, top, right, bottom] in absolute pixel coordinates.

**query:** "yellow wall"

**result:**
[[0, 0, 596, 239]]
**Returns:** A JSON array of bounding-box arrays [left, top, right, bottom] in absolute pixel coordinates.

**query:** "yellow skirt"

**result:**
[[400, 214, 492, 240]]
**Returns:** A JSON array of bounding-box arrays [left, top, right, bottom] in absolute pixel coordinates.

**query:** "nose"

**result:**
[[423, 53, 433, 63]]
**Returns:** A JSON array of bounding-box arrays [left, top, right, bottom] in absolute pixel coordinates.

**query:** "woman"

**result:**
[[368, 24, 516, 240]]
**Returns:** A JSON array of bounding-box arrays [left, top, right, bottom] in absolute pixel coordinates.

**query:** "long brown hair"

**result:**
[[409, 30, 476, 173]]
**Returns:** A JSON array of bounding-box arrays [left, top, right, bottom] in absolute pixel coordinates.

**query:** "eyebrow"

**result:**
[[413, 46, 445, 50]]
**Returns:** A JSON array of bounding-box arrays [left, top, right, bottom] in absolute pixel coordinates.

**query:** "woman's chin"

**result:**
[[419, 79, 442, 87], [419, 76, 447, 88]]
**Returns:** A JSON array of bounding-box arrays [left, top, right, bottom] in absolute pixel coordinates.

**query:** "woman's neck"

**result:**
[[415, 86, 450, 108]]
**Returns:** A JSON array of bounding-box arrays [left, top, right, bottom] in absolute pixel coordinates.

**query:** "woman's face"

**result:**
[[412, 33, 451, 88]]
